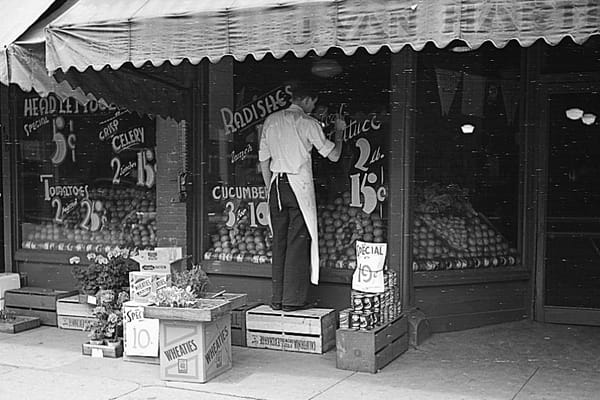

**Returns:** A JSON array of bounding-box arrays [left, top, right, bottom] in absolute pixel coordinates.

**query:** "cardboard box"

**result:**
[[0, 273, 21, 304], [131, 247, 190, 273], [159, 315, 232, 383], [129, 272, 171, 304]]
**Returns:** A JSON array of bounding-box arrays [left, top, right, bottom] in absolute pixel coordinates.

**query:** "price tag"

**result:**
[[87, 295, 97, 305], [352, 240, 386, 293], [124, 318, 159, 357], [91, 348, 104, 358]]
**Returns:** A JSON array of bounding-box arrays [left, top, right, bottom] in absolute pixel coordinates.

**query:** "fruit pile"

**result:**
[[203, 191, 387, 267], [318, 192, 386, 269], [204, 210, 272, 264], [22, 186, 157, 254]]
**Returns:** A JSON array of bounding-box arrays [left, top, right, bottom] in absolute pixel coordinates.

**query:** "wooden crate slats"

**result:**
[[336, 314, 409, 373], [246, 305, 337, 354], [246, 331, 327, 354], [56, 296, 95, 317], [5, 307, 57, 326], [0, 316, 40, 333], [144, 299, 231, 322], [82, 341, 124, 358]]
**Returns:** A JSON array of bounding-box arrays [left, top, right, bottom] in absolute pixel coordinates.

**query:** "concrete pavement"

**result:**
[[0, 319, 599, 400]]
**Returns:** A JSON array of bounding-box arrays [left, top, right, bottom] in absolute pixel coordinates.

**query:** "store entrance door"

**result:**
[[540, 85, 600, 326]]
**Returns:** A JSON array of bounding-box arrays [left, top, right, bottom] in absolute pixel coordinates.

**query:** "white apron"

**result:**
[[267, 150, 320, 285]]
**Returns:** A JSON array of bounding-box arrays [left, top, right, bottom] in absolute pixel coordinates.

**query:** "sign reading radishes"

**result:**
[[352, 240, 387, 293]]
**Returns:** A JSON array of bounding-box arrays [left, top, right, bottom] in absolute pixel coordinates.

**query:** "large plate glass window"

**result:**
[[412, 42, 522, 272], [204, 49, 390, 269], [17, 92, 157, 254]]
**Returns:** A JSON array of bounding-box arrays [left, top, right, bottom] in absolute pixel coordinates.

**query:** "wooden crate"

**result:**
[[204, 292, 247, 310], [336, 314, 409, 373], [231, 302, 261, 347], [4, 287, 78, 326], [246, 305, 337, 354], [82, 339, 124, 358], [56, 295, 96, 331], [0, 315, 41, 333], [159, 315, 232, 383]]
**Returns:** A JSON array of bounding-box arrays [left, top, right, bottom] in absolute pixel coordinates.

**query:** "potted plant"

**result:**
[[71, 248, 138, 300], [85, 289, 129, 346]]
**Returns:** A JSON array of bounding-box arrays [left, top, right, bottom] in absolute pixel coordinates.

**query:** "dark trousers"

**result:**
[[269, 174, 311, 307]]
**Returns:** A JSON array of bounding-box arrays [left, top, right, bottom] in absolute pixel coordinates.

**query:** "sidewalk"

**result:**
[[0, 319, 599, 400]]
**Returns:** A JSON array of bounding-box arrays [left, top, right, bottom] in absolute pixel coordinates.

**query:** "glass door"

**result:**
[[543, 90, 600, 325]]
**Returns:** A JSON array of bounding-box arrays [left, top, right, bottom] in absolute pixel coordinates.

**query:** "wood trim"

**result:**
[[203, 261, 353, 284], [543, 306, 600, 326], [15, 249, 90, 265], [414, 267, 530, 288], [389, 48, 417, 310], [533, 71, 600, 324]]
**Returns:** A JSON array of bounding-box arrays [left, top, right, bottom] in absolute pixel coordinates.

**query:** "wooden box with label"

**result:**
[[245, 305, 337, 354], [56, 295, 96, 330]]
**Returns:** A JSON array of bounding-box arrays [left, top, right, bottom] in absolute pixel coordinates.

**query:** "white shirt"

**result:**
[[258, 104, 334, 174]]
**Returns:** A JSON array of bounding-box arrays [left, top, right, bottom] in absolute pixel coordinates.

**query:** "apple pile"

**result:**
[[318, 191, 386, 269], [412, 212, 519, 271], [203, 191, 387, 267], [204, 211, 272, 264], [22, 185, 157, 254]]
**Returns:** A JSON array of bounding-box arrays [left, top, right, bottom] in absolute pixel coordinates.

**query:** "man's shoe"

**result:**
[[282, 302, 314, 312], [270, 303, 282, 311]]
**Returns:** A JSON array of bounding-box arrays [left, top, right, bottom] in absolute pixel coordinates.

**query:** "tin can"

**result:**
[[359, 312, 374, 331], [339, 308, 351, 329], [373, 294, 380, 310], [362, 295, 373, 312], [372, 310, 379, 326], [352, 294, 364, 312], [350, 312, 361, 330]]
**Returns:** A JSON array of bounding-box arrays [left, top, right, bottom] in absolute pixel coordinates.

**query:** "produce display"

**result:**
[[203, 184, 519, 271], [203, 191, 387, 267], [411, 183, 520, 271], [203, 209, 272, 264], [22, 185, 157, 254]]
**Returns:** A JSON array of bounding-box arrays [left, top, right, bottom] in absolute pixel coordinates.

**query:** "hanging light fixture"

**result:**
[[460, 123, 475, 134], [565, 107, 584, 120], [311, 58, 342, 78], [581, 113, 597, 125]]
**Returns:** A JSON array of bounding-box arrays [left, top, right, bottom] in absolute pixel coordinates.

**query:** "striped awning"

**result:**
[[1, 0, 96, 103], [45, 0, 600, 73]]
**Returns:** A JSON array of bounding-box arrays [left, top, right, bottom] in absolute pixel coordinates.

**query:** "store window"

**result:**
[[17, 92, 157, 254], [412, 42, 522, 272], [203, 49, 390, 270]]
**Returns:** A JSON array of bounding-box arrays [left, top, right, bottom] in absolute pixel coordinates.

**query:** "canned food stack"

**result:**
[[340, 270, 400, 331]]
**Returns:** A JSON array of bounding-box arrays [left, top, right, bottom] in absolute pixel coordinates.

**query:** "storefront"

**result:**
[[2, 0, 599, 338]]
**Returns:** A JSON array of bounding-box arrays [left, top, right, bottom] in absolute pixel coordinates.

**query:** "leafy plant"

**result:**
[[171, 265, 210, 297], [71, 248, 138, 295], [86, 289, 129, 341], [149, 286, 198, 308]]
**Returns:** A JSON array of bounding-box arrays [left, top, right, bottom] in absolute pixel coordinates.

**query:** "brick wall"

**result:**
[[155, 117, 187, 253]]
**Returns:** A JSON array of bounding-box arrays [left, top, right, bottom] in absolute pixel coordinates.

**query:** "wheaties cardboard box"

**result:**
[[129, 272, 171, 303], [159, 314, 232, 383]]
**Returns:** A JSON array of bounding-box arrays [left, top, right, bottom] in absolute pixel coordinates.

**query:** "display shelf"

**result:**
[[15, 249, 87, 264], [202, 261, 353, 284], [414, 266, 530, 287]]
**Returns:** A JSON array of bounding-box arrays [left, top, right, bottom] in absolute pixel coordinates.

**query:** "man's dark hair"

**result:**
[[287, 80, 319, 101]]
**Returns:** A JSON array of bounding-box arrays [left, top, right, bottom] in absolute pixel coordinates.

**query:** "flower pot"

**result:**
[[89, 338, 104, 345]]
